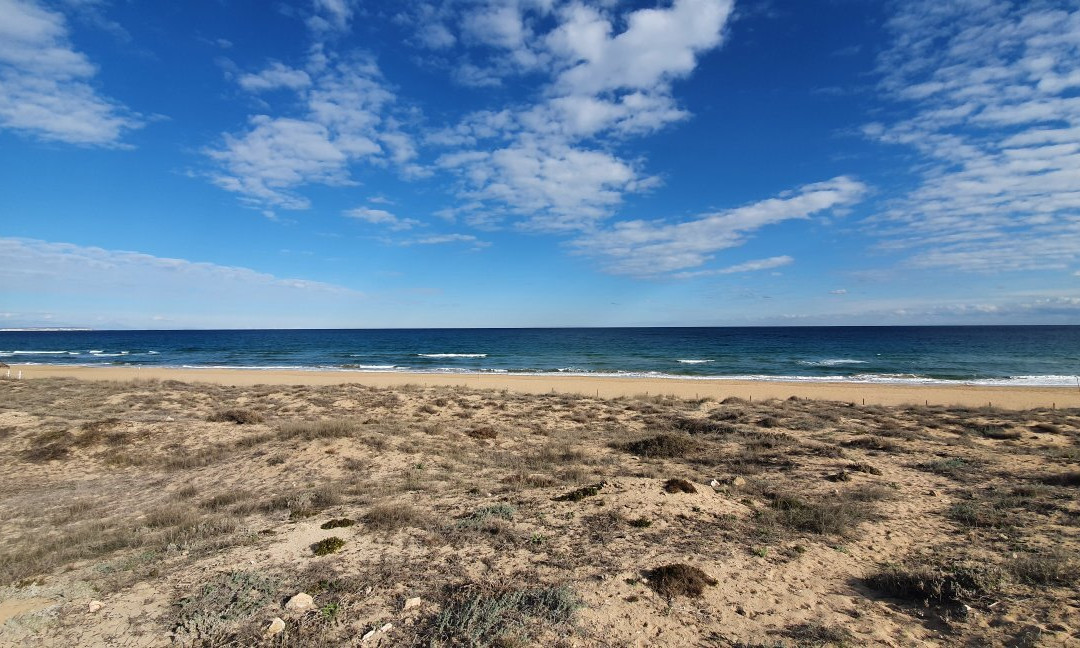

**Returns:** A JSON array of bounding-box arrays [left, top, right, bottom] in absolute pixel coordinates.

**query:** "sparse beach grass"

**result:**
[[0, 376, 1078, 646]]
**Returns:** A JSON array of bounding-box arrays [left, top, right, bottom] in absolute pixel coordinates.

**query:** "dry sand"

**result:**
[[12, 364, 1080, 409], [0, 375, 1077, 646]]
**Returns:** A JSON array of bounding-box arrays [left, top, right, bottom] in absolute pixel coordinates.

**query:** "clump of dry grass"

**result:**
[[466, 426, 498, 440], [320, 518, 356, 530], [362, 502, 430, 531], [621, 434, 697, 458], [645, 564, 717, 598], [757, 491, 880, 536], [663, 478, 697, 494], [865, 557, 1003, 607], [553, 482, 605, 502], [782, 622, 854, 646], [428, 582, 580, 647], [277, 419, 358, 440], [1007, 551, 1080, 587], [207, 408, 263, 425]]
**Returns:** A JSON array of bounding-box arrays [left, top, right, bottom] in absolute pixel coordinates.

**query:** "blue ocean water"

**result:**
[[1, 327, 1078, 386]]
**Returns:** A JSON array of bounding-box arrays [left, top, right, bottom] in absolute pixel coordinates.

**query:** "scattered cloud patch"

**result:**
[[829, 289, 847, 295], [672, 255, 794, 279], [344, 206, 419, 230], [0, 237, 359, 297], [207, 52, 413, 210], [427, 0, 735, 231], [575, 176, 866, 277], [0, 0, 141, 145], [866, 0, 1080, 273], [403, 233, 490, 250]]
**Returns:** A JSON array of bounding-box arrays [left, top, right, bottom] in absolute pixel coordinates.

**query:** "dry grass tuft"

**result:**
[[207, 408, 264, 425], [865, 557, 1003, 607], [645, 564, 718, 598], [621, 434, 697, 458], [663, 478, 697, 494], [362, 502, 430, 531]]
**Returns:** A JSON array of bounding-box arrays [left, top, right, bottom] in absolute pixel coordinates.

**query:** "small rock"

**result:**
[[927, 489, 938, 496], [709, 479, 721, 488], [403, 597, 422, 611], [729, 476, 746, 487], [265, 617, 286, 636], [380, 623, 393, 633], [284, 592, 315, 612], [87, 600, 104, 613], [362, 629, 378, 641]]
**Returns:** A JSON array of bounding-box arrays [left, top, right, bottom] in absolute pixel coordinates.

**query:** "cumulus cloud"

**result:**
[[427, 0, 734, 231], [575, 176, 866, 277], [866, 0, 1080, 272], [0, 0, 141, 145], [207, 52, 412, 210]]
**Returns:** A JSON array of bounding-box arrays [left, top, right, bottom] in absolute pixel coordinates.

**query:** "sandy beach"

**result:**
[[1, 372, 1078, 646], [11, 363, 1080, 409]]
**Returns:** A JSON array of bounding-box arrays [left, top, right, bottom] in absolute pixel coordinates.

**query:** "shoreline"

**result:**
[[9, 364, 1080, 409]]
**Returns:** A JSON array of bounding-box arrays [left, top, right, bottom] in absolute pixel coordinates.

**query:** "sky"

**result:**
[[1, 0, 1078, 329]]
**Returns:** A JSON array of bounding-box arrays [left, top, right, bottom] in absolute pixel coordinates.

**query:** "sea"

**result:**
[[1, 326, 1079, 387]]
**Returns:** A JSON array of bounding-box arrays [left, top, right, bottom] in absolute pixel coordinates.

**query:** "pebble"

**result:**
[[284, 593, 315, 612], [265, 618, 286, 636], [87, 600, 103, 613], [403, 597, 422, 611]]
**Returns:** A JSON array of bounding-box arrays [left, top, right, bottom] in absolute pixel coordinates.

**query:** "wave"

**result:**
[[89, 350, 129, 357], [677, 359, 713, 364], [339, 364, 398, 370], [416, 353, 487, 358], [798, 359, 868, 367], [0, 350, 79, 356]]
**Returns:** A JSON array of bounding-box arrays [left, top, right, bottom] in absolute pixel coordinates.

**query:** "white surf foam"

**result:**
[[677, 359, 713, 364], [798, 359, 868, 367], [416, 353, 487, 358]]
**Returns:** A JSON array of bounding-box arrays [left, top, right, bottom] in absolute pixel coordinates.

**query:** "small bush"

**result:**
[[466, 426, 498, 440], [362, 502, 429, 531], [629, 517, 652, 528], [1007, 551, 1080, 587], [278, 419, 358, 440], [207, 409, 264, 425], [916, 457, 977, 480], [843, 436, 902, 453], [758, 492, 875, 536], [553, 483, 604, 502], [311, 537, 346, 556], [663, 478, 697, 494], [458, 504, 516, 530], [320, 518, 356, 530], [782, 622, 854, 646], [1030, 422, 1062, 434], [947, 501, 1012, 528], [173, 570, 280, 643], [621, 434, 697, 458], [645, 564, 717, 598], [429, 582, 579, 647], [1041, 471, 1080, 487], [865, 558, 1003, 607]]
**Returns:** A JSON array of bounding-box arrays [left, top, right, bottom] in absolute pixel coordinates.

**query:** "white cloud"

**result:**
[[546, 0, 732, 96], [829, 289, 848, 295], [237, 62, 312, 92], [0, 0, 141, 145], [345, 206, 419, 230], [438, 141, 657, 230], [574, 176, 866, 277], [307, 0, 354, 33], [867, 0, 1080, 273], [0, 237, 358, 296], [404, 233, 490, 249], [672, 255, 794, 279], [429, 0, 734, 231], [208, 53, 412, 210]]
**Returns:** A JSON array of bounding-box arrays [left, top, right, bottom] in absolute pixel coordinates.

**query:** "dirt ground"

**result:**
[[0, 377, 1078, 647]]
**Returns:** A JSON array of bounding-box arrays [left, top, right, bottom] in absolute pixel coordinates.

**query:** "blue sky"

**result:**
[[1, 0, 1078, 328]]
